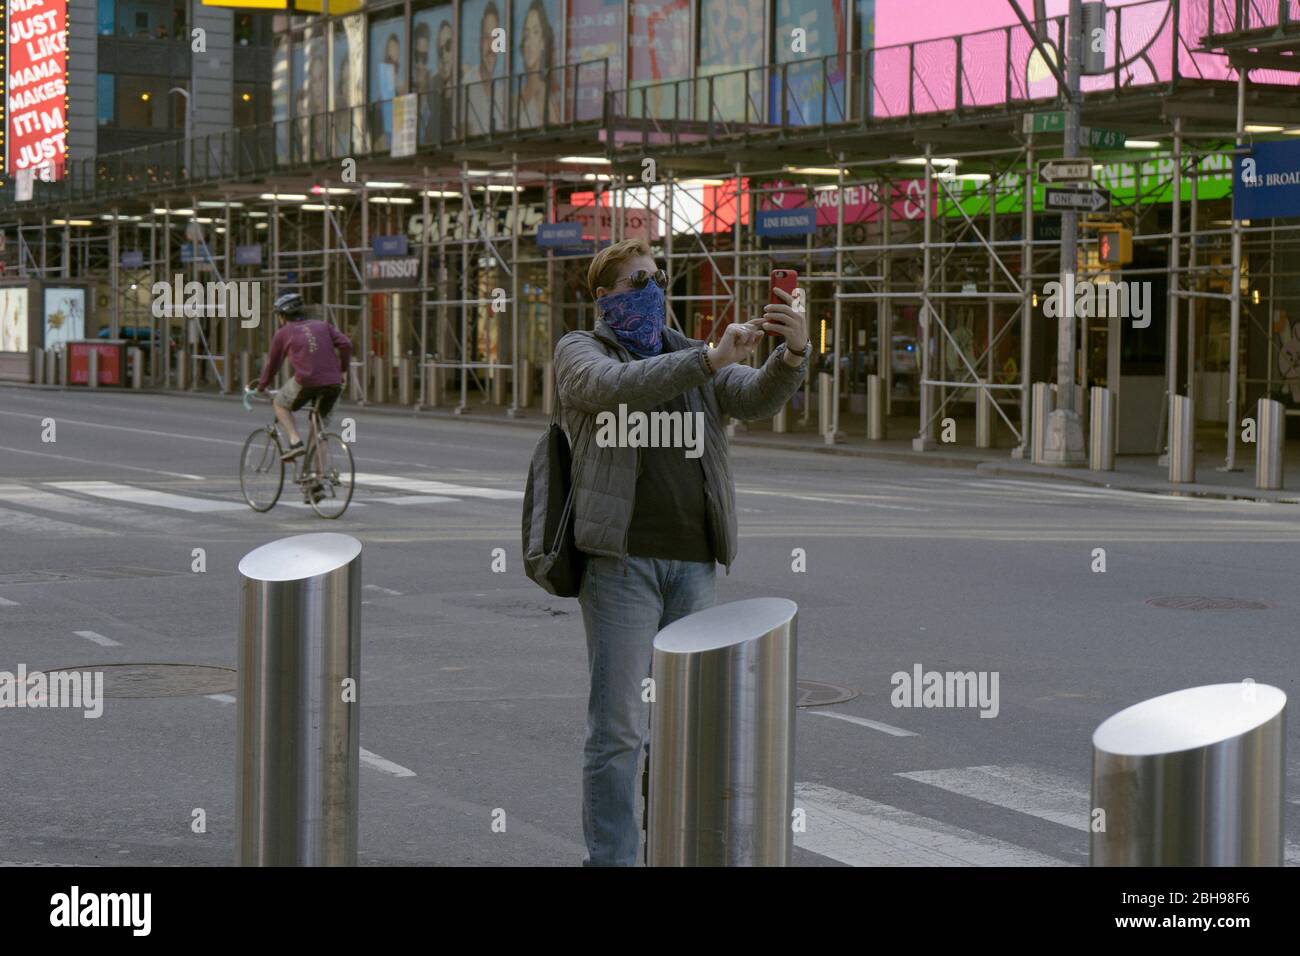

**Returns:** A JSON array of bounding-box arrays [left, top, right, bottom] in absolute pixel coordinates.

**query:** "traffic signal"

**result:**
[[1098, 227, 1132, 265]]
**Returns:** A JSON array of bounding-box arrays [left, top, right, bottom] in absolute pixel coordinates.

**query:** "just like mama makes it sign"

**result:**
[[4, 0, 69, 180]]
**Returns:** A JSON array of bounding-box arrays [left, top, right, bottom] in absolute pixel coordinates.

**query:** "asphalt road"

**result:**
[[1, 386, 1297, 866]]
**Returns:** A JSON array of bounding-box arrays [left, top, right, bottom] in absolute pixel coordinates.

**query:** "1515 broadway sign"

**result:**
[[4, 0, 69, 179]]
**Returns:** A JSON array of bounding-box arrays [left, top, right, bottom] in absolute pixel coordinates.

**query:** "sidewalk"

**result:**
[[9, 381, 1298, 504]]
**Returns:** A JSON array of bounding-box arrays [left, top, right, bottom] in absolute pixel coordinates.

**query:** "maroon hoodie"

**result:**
[[259, 319, 352, 390]]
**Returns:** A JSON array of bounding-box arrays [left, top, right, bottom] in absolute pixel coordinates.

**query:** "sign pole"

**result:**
[[1043, 0, 1086, 464]]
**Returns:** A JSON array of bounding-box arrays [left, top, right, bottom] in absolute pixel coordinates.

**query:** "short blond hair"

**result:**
[[587, 238, 652, 299]]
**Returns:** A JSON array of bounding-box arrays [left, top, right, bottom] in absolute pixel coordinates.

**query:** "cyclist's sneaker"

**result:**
[[281, 440, 305, 462]]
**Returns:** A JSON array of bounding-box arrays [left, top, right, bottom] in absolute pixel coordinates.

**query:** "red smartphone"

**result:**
[[767, 269, 799, 335]]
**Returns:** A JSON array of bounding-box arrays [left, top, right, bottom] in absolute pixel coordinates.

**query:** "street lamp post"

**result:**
[[169, 87, 194, 176]]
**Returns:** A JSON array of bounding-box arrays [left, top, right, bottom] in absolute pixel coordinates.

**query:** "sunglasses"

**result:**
[[616, 269, 668, 290]]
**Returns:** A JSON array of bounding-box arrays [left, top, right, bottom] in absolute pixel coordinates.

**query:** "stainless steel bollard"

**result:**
[[1031, 382, 1053, 464], [772, 402, 788, 434], [867, 373, 883, 441], [1168, 394, 1195, 483], [371, 356, 388, 403], [648, 598, 798, 866], [975, 387, 992, 448], [177, 348, 189, 390], [1089, 386, 1114, 472], [1256, 397, 1284, 490], [817, 372, 833, 438], [87, 349, 99, 389], [349, 360, 364, 402], [239, 351, 252, 391], [398, 357, 413, 406], [45, 348, 57, 385], [1091, 682, 1285, 866], [519, 359, 533, 408], [129, 348, 143, 390], [236, 533, 362, 866], [56, 348, 66, 385], [541, 361, 555, 417], [425, 362, 443, 407], [492, 365, 507, 405], [33, 347, 44, 384]]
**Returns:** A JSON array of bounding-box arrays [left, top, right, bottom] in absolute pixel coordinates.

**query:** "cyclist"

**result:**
[[255, 292, 353, 470]]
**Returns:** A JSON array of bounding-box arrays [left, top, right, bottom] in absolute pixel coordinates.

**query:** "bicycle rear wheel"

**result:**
[[240, 427, 284, 511], [307, 432, 355, 519]]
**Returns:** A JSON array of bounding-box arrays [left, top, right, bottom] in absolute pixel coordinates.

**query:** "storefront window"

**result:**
[[628, 0, 690, 121], [698, 0, 765, 123], [514, 0, 560, 127], [566, 0, 623, 122], [772, 0, 847, 125], [115, 76, 174, 130], [414, 4, 456, 141], [369, 15, 408, 150], [461, 0, 507, 135]]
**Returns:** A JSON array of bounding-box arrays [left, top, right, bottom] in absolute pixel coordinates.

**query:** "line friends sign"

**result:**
[[6, 0, 68, 179]]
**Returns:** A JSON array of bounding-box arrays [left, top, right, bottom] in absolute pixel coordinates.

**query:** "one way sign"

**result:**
[[1044, 186, 1111, 213]]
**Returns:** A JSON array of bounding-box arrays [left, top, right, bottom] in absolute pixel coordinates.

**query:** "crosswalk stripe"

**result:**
[[47, 481, 247, 513], [898, 765, 1300, 864], [897, 765, 1089, 831], [74, 630, 120, 648], [794, 782, 1071, 867], [352, 472, 523, 500], [360, 748, 417, 778], [0, 503, 111, 538], [0, 597, 18, 606], [0, 483, 188, 531], [808, 710, 918, 737], [368, 494, 459, 505]]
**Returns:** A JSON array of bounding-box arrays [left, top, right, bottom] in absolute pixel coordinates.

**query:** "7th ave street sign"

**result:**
[[1044, 186, 1112, 213], [1037, 158, 1094, 183]]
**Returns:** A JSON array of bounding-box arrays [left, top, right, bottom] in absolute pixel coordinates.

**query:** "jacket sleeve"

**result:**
[[554, 331, 713, 414], [712, 345, 808, 420], [330, 324, 353, 374], [258, 329, 286, 390]]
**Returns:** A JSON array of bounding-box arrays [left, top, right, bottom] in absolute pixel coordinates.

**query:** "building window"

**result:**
[[116, 75, 175, 130], [234, 85, 258, 127], [97, 74, 116, 126], [97, 0, 115, 35]]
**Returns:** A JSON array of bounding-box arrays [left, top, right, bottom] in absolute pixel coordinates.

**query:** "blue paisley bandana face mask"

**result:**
[[597, 282, 666, 356]]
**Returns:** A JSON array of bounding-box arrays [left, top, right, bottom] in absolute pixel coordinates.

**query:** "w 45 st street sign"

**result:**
[[1044, 186, 1112, 213]]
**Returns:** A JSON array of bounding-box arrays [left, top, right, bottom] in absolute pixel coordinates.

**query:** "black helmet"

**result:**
[[273, 291, 305, 318]]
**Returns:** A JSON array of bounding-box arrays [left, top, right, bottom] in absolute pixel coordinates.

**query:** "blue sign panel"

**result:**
[[372, 234, 409, 257], [120, 250, 144, 268], [536, 222, 585, 247], [179, 243, 209, 264], [234, 244, 263, 266], [755, 208, 816, 237], [1234, 141, 1300, 220]]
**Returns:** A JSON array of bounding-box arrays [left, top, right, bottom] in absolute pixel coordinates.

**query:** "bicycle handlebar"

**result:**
[[242, 385, 279, 412]]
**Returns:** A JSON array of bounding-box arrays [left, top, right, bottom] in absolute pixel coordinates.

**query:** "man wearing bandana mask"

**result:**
[[554, 238, 810, 865]]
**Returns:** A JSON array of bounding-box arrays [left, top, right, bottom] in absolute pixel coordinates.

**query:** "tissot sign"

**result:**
[[5, 0, 69, 180]]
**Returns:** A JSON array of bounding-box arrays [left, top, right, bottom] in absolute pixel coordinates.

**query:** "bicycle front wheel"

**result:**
[[240, 427, 284, 511], [308, 432, 355, 519]]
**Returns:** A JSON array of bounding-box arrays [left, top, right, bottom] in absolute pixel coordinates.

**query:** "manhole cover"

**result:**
[[0, 566, 183, 585], [796, 680, 859, 708], [43, 664, 237, 698], [1146, 596, 1272, 611]]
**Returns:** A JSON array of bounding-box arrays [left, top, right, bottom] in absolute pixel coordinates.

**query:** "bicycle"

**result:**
[[239, 386, 355, 518]]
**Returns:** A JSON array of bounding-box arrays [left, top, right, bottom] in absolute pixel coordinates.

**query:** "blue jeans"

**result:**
[[579, 554, 717, 866]]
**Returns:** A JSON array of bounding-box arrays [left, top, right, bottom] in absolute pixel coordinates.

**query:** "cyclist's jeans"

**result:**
[[578, 554, 716, 867]]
